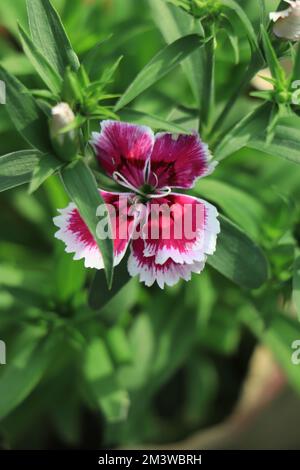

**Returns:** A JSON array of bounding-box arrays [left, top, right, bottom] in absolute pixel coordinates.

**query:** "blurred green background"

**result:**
[[0, 0, 300, 450]]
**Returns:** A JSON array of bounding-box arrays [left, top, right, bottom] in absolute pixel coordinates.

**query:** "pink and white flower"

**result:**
[[270, 1, 300, 41], [54, 120, 220, 288]]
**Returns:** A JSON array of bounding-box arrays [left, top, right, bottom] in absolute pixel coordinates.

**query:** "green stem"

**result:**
[[199, 33, 216, 135]]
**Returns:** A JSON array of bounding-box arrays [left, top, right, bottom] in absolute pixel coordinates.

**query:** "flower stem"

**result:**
[[199, 30, 216, 136]]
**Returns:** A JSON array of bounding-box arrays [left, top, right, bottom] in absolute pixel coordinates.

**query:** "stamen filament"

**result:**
[[113, 171, 171, 199]]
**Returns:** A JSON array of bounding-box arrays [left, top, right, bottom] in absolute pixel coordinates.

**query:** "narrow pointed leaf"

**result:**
[[260, 24, 285, 84], [0, 66, 52, 152], [115, 34, 207, 111], [83, 338, 130, 422], [194, 179, 264, 240], [29, 153, 63, 193], [214, 102, 272, 161], [222, 0, 259, 52], [248, 114, 300, 165], [149, 0, 204, 105], [208, 215, 269, 289], [0, 150, 41, 192], [82, 35, 112, 75], [118, 108, 188, 133], [18, 23, 62, 94], [26, 0, 79, 76]]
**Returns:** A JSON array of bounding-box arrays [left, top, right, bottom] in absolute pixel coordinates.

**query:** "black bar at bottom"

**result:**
[[0, 449, 299, 466]]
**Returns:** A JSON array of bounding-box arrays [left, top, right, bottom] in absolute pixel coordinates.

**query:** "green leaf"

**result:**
[[53, 247, 86, 303], [222, 0, 259, 53], [98, 56, 123, 88], [249, 90, 274, 101], [26, 0, 80, 76], [260, 24, 286, 84], [258, 0, 267, 27], [208, 215, 269, 289], [199, 311, 241, 355], [200, 37, 215, 130], [0, 330, 60, 420], [0, 66, 52, 152], [222, 16, 239, 64], [210, 52, 265, 137], [60, 159, 114, 287], [31, 89, 60, 101], [118, 109, 188, 133], [291, 43, 300, 84], [115, 34, 207, 111], [62, 68, 84, 106], [293, 255, 300, 321], [82, 35, 112, 76], [18, 23, 62, 94], [149, 0, 204, 105], [88, 255, 131, 311], [83, 338, 130, 422], [0, 150, 41, 192], [119, 294, 199, 398], [194, 179, 265, 240], [133, 294, 199, 396], [29, 153, 63, 194], [106, 327, 132, 366], [248, 114, 300, 165], [214, 102, 272, 161]]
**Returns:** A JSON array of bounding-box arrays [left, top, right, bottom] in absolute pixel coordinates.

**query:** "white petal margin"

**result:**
[[53, 202, 128, 270], [270, 1, 300, 41], [54, 203, 104, 269], [142, 195, 220, 266], [128, 248, 206, 289]]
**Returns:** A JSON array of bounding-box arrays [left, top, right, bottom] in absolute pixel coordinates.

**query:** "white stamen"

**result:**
[[149, 187, 172, 198], [113, 171, 171, 200], [144, 158, 151, 183], [113, 171, 142, 195], [151, 172, 159, 189]]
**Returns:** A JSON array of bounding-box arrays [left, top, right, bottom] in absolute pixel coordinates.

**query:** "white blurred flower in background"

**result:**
[[270, 0, 300, 41]]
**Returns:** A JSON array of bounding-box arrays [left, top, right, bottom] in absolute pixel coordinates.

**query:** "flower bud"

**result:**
[[251, 58, 292, 91], [270, 1, 300, 41], [50, 102, 78, 162], [167, 0, 221, 18]]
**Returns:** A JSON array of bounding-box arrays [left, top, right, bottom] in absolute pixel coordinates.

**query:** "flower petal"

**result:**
[[53, 191, 138, 269], [149, 132, 216, 189], [92, 120, 154, 188], [127, 193, 220, 288], [139, 193, 220, 266], [128, 238, 206, 289]]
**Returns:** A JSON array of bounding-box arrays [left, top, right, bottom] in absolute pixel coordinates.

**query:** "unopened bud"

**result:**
[[50, 102, 78, 161], [167, 0, 221, 18], [51, 102, 75, 134]]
